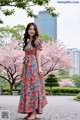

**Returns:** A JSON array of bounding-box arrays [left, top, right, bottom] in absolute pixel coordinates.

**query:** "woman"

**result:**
[[17, 22, 48, 120]]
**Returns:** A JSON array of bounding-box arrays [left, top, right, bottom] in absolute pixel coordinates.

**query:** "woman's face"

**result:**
[[28, 25, 35, 37]]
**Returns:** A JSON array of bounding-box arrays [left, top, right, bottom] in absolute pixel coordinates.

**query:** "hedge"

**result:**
[[2, 87, 80, 95], [45, 87, 80, 95]]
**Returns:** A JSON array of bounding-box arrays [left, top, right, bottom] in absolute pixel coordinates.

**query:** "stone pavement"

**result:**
[[0, 95, 80, 120]]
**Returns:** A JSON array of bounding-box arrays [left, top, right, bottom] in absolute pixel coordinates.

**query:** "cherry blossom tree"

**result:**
[[59, 79, 75, 87], [0, 41, 24, 94], [41, 40, 75, 76]]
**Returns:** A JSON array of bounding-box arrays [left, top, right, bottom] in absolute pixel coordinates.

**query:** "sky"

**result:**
[[0, 0, 80, 49]]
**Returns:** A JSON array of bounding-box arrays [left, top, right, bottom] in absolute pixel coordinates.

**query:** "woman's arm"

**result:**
[[36, 50, 42, 70], [35, 38, 43, 74]]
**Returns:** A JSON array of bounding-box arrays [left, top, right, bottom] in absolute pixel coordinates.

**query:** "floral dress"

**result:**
[[17, 37, 48, 114]]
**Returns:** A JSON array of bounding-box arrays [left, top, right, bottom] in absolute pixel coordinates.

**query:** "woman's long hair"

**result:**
[[23, 22, 39, 51]]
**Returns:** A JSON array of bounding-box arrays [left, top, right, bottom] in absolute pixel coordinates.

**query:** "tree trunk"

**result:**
[[14, 80, 22, 89], [10, 84, 13, 95], [50, 87, 52, 95], [14, 84, 17, 90]]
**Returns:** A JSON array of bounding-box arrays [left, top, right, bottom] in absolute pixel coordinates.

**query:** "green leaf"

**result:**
[[1, 9, 15, 16], [0, 18, 4, 24]]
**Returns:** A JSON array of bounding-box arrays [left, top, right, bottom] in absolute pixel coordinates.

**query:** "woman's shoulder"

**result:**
[[35, 37, 42, 43]]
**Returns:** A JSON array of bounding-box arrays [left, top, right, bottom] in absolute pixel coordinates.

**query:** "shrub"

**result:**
[[76, 93, 80, 99], [3, 91, 9, 95]]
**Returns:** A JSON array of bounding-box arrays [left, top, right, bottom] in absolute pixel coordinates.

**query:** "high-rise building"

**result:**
[[68, 48, 80, 75], [34, 11, 57, 41]]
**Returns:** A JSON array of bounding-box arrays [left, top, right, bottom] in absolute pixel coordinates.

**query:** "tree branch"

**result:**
[[0, 4, 35, 7], [0, 75, 10, 83]]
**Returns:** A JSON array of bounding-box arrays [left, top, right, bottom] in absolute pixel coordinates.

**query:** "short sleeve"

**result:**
[[35, 38, 42, 51]]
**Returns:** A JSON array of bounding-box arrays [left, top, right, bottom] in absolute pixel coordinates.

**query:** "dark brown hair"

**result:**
[[23, 22, 39, 51]]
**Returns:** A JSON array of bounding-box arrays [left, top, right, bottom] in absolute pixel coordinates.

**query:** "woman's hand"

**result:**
[[39, 68, 44, 75]]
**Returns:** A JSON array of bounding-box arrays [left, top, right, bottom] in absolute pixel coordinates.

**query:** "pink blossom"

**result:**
[[41, 40, 75, 76], [59, 79, 75, 87]]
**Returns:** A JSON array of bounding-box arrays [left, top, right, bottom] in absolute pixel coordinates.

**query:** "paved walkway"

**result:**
[[0, 95, 80, 120]]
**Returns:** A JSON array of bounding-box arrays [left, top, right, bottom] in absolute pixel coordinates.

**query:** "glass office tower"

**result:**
[[34, 11, 57, 41]]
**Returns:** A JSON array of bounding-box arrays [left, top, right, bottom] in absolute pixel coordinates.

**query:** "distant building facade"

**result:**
[[34, 11, 57, 41], [68, 48, 80, 75]]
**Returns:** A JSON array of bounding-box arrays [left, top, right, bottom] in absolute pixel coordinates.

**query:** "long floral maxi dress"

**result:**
[[17, 37, 48, 114]]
